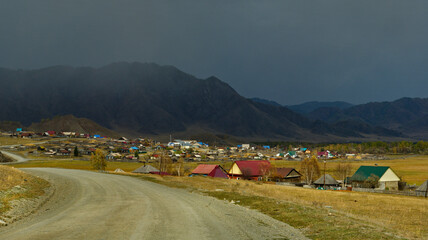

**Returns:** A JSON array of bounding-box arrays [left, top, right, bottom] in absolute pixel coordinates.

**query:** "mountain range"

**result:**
[[0, 62, 425, 141]]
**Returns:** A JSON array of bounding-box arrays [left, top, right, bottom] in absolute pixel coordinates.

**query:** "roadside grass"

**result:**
[[0, 165, 50, 214]]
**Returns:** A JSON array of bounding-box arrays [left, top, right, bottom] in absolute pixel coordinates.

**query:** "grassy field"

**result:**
[[9, 159, 144, 172], [0, 136, 41, 146]]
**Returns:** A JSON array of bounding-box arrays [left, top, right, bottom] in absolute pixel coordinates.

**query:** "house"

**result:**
[[20, 132, 33, 138], [228, 160, 271, 180], [314, 174, 340, 189], [286, 151, 297, 159], [44, 131, 56, 136], [118, 137, 128, 141], [106, 153, 122, 160], [241, 144, 250, 150], [350, 166, 400, 190], [132, 164, 160, 174], [317, 151, 334, 159], [271, 168, 302, 182], [189, 164, 229, 179], [129, 146, 139, 153]]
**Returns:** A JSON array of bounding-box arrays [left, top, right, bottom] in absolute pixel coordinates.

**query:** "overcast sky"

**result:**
[[1, 1, 427, 105]]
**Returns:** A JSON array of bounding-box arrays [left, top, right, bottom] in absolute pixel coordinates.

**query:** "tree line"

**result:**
[[255, 141, 428, 154]]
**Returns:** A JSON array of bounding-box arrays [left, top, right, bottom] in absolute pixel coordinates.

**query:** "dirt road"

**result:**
[[0, 168, 308, 240], [0, 151, 31, 164]]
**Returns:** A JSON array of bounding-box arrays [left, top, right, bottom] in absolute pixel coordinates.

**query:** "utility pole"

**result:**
[[323, 160, 326, 190]]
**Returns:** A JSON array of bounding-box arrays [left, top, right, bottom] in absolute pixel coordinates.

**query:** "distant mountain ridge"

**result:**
[[287, 101, 354, 114], [307, 97, 428, 139], [0, 62, 417, 141], [250, 98, 282, 107]]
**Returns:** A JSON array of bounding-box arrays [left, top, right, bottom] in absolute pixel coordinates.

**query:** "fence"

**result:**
[[351, 187, 427, 197]]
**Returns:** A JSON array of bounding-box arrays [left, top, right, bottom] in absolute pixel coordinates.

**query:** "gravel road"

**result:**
[[0, 168, 308, 240], [0, 151, 31, 164]]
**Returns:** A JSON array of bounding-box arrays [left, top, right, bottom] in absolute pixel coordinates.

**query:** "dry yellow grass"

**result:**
[[0, 165, 50, 214], [0, 136, 40, 146], [0, 165, 32, 191], [10, 159, 145, 172]]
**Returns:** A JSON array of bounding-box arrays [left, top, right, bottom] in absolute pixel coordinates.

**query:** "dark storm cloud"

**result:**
[[1, 0, 427, 104]]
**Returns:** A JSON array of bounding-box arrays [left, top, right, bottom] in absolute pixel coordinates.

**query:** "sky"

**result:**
[[1, 1, 427, 105]]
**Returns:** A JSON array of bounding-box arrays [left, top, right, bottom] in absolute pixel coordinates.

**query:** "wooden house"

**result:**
[[314, 174, 340, 188], [271, 168, 302, 182], [228, 160, 271, 180], [190, 164, 229, 179], [350, 166, 400, 190]]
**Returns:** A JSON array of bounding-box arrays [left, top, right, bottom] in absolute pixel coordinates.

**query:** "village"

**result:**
[[2, 128, 427, 197]]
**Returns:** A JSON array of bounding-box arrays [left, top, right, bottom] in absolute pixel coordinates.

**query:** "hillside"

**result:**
[[0, 62, 413, 141], [28, 115, 120, 137]]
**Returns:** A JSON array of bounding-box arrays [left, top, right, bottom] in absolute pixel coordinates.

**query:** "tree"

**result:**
[[259, 162, 272, 181], [241, 167, 253, 180], [300, 155, 320, 184], [90, 149, 107, 171], [173, 157, 185, 176], [158, 152, 172, 174], [74, 146, 79, 157], [134, 151, 139, 159], [363, 174, 379, 188], [335, 162, 352, 187]]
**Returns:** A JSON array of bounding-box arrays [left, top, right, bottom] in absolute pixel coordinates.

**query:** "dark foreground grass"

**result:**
[[132, 175, 403, 240]]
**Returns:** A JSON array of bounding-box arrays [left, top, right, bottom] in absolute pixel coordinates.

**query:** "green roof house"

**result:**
[[350, 166, 400, 190]]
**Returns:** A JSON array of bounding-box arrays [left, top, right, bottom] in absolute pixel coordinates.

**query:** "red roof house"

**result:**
[[228, 160, 271, 180], [190, 164, 229, 179]]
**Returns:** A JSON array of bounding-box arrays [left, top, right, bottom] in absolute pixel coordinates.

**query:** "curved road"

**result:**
[[0, 151, 31, 164], [0, 168, 308, 240]]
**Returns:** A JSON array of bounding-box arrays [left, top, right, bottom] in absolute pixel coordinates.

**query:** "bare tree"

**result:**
[[174, 157, 185, 176], [158, 151, 172, 174], [300, 155, 320, 184], [335, 162, 352, 187], [259, 162, 272, 181], [241, 167, 253, 180]]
